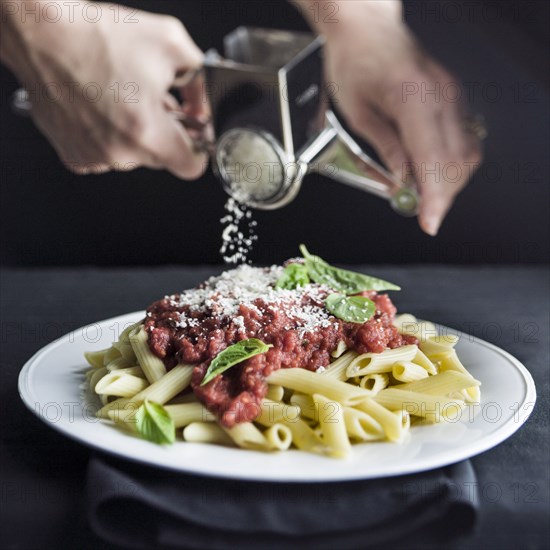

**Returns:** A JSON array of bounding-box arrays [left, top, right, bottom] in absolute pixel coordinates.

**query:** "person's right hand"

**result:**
[[0, 1, 209, 178], [297, 0, 483, 235]]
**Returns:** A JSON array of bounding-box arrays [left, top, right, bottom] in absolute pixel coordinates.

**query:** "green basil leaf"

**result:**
[[201, 338, 272, 386], [299, 244, 400, 293], [135, 399, 175, 445], [275, 263, 310, 290], [325, 292, 376, 323]]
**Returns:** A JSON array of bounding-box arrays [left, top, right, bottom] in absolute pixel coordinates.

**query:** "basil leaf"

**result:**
[[325, 293, 376, 323], [299, 244, 400, 293], [135, 399, 175, 445], [201, 338, 272, 386], [275, 263, 310, 290]]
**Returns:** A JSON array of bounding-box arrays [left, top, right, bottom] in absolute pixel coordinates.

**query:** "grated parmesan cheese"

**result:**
[[167, 264, 337, 337]]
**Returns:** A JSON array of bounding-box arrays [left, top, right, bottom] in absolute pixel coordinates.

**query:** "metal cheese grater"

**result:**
[[203, 27, 419, 215]]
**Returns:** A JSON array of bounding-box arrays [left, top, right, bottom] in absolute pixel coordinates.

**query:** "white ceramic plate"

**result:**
[[19, 312, 536, 482]]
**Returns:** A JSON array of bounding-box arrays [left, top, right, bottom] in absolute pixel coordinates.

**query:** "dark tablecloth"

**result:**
[[1, 265, 548, 549]]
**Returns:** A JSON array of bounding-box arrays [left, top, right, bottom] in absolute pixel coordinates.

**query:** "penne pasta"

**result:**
[[224, 423, 271, 451], [355, 398, 410, 442], [84, 348, 110, 369], [268, 367, 373, 405], [430, 334, 460, 347], [112, 341, 136, 362], [342, 407, 384, 441], [331, 340, 348, 358], [289, 393, 316, 420], [166, 392, 200, 405], [459, 386, 481, 404], [266, 385, 285, 402], [164, 402, 212, 427], [129, 325, 167, 383], [438, 351, 481, 403], [99, 393, 111, 406], [346, 345, 418, 377], [419, 337, 457, 361], [255, 400, 327, 455], [112, 366, 146, 378], [320, 350, 358, 381], [102, 346, 121, 366], [95, 372, 149, 397], [313, 394, 351, 458], [105, 356, 133, 371], [258, 399, 301, 425], [373, 388, 465, 422], [359, 373, 389, 393], [412, 349, 438, 375], [89, 367, 108, 392], [184, 422, 234, 446], [393, 314, 438, 341], [395, 370, 480, 396], [118, 322, 140, 344], [263, 424, 292, 451], [392, 361, 430, 383], [97, 364, 194, 419], [107, 407, 138, 430]]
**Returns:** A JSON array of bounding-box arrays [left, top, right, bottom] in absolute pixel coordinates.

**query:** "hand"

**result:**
[[0, 1, 210, 179], [299, 0, 482, 235]]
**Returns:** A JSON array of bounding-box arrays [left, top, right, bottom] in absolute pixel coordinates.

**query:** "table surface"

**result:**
[[1, 265, 548, 550]]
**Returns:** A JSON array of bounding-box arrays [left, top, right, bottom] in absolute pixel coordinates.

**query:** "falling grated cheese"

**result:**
[[219, 198, 258, 265]]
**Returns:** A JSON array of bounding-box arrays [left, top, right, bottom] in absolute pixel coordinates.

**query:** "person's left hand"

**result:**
[[1, 1, 210, 179]]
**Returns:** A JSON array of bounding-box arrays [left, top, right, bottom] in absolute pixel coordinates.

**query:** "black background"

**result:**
[[0, 0, 548, 266], [0, 4, 548, 548]]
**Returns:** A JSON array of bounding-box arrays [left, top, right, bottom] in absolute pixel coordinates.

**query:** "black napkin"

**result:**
[[87, 454, 478, 550]]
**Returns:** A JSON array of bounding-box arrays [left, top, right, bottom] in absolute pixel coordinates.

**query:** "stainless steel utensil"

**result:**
[[203, 27, 419, 216]]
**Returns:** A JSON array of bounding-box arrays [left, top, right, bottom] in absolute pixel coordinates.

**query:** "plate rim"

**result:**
[[18, 311, 537, 483]]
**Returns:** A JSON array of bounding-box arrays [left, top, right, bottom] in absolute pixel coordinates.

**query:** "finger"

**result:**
[[396, 101, 456, 236], [63, 161, 111, 175], [163, 17, 204, 76], [346, 105, 410, 177], [161, 20, 212, 139], [160, 14, 203, 62], [160, 16, 207, 113], [144, 106, 208, 180], [163, 93, 181, 112], [41, 115, 117, 175], [440, 104, 483, 184], [434, 71, 483, 167], [181, 72, 211, 121]]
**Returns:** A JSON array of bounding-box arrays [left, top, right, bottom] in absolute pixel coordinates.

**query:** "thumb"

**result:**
[[147, 105, 208, 180]]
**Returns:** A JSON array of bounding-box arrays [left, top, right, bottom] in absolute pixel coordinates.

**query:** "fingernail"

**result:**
[[422, 215, 441, 237]]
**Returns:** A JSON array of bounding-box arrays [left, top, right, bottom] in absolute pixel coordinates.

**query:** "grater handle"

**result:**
[[302, 111, 420, 217]]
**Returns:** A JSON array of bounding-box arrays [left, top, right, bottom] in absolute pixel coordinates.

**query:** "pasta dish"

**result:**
[[85, 246, 480, 458]]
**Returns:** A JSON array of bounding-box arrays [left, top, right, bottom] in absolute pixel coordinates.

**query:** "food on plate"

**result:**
[[85, 245, 480, 458]]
